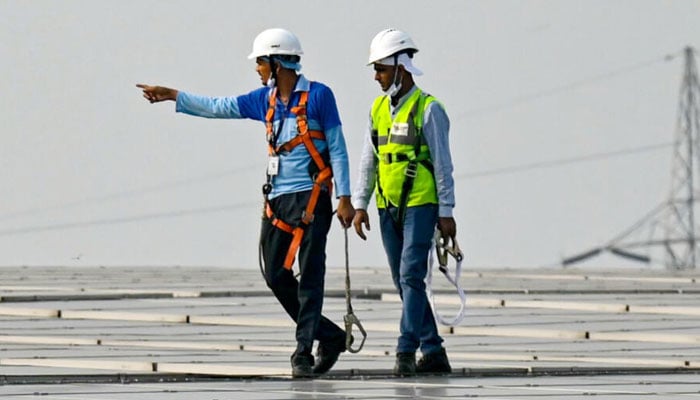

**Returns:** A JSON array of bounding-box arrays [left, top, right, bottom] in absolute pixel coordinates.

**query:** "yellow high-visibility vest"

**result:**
[[371, 89, 438, 209]]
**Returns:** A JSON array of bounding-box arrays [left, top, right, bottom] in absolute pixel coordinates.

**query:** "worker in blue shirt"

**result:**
[[137, 28, 355, 378], [352, 29, 456, 376]]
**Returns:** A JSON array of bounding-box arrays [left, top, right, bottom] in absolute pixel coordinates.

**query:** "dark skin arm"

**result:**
[[136, 84, 178, 103], [353, 209, 370, 240], [337, 196, 355, 228], [437, 216, 457, 245]]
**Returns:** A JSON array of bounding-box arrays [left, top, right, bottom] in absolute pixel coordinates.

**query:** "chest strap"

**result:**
[[264, 90, 334, 270]]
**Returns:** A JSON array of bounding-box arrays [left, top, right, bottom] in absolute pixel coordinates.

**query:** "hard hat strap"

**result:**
[[269, 55, 278, 88], [391, 54, 401, 88], [384, 53, 403, 99]]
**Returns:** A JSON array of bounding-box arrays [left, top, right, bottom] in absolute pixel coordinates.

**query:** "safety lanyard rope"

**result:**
[[343, 227, 366, 353], [426, 230, 466, 326]]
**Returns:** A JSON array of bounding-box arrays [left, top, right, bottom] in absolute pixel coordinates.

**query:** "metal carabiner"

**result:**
[[343, 312, 367, 353], [435, 231, 464, 270]]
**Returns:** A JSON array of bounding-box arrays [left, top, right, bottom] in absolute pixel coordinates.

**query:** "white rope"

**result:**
[[426, 233, 466, 326]]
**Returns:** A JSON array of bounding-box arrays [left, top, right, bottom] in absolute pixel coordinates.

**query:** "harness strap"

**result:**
[[276, 130, 326, 153], [263, 89, 334, 270], [265, 88, 278, 151], [264, 202, 302, 270], [265, 203, 294, 233], [380, 153, 434, 174], [395, 94, 427, 226]]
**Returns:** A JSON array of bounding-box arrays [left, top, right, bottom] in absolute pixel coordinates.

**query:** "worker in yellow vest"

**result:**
[[352, 28, 456, 376]]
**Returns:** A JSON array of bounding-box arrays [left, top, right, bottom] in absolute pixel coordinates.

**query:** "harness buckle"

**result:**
[[404, 162, 418, 178], [301, 210, 314, 224]]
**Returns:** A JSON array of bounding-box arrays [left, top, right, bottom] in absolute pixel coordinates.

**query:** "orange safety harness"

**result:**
[[263, 88, 333, 270]]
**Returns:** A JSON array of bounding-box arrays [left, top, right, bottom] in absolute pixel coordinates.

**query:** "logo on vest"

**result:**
[[391, 122, 409, 137]]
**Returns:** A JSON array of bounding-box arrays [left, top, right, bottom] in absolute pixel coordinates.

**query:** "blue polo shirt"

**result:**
[[175, 74, 351, 199]]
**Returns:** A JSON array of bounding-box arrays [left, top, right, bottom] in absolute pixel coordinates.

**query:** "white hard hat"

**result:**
[[367, 28, 419, 65], [247, 28, 304, 59]]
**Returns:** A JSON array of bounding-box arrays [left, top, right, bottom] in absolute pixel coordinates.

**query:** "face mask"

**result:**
[[383, 65, 402, 97], [384, 81, 401, 97]]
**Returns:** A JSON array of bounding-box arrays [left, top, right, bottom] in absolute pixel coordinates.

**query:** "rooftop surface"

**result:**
[[1, 265, 699, 399]]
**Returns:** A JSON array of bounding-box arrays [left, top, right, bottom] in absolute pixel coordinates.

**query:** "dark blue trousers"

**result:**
[[260, 190, 344, 355]]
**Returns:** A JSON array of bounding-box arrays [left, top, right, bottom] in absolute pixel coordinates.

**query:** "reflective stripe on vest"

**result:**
[[371, 89, 438, 209]]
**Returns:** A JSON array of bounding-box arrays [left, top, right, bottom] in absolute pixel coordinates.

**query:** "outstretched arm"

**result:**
[[138, 83, 250, 119], [136, 84, 178, 103]]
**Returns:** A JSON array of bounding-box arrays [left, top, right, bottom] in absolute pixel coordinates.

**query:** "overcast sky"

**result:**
[[1, 0, 699, 270]]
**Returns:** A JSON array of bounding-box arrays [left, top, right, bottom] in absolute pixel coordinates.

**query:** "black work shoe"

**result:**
[[312, 345, 342, 375], [291, 351, 314, 378], [416, 348, 452, 374], [393, 352, 416, 376], [313, 334, 348, 375]]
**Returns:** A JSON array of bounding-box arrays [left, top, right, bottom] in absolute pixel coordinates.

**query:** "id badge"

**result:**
[[391, 122, 409, 136], [267, 156, 280, 176]]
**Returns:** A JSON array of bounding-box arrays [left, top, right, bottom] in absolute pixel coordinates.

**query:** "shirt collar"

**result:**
[[391, 85, 419, 110], [294, 74, 311, 92], [267, 74, 310, 103]]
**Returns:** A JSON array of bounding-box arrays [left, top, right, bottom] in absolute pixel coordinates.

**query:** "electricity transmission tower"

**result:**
[[563, 46, 700, 270]]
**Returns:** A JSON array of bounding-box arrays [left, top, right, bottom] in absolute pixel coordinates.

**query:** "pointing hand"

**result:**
[[136, 84, 178, 103]]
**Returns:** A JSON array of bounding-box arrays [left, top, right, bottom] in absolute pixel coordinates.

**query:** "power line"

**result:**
[[2, 50, 692, 237], [2, 51, 687, 223], [455, 51, 683, 120], [0, 166, 259, 222], [560, 46, 700, 270], [455, 141, 673, 180], [0, 142, 672, 236], [0, 201, 260, 237]]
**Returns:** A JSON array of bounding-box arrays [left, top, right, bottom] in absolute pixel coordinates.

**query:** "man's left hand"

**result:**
[[437, 217, 457, 244], [336, 196, 356, 228]]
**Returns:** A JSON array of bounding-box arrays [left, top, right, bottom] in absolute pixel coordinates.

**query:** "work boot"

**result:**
[[313, 333, 349, 375], [393, 352, 416, 376], [291, 351, 314, 378], [416, 347, 452, 374]]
